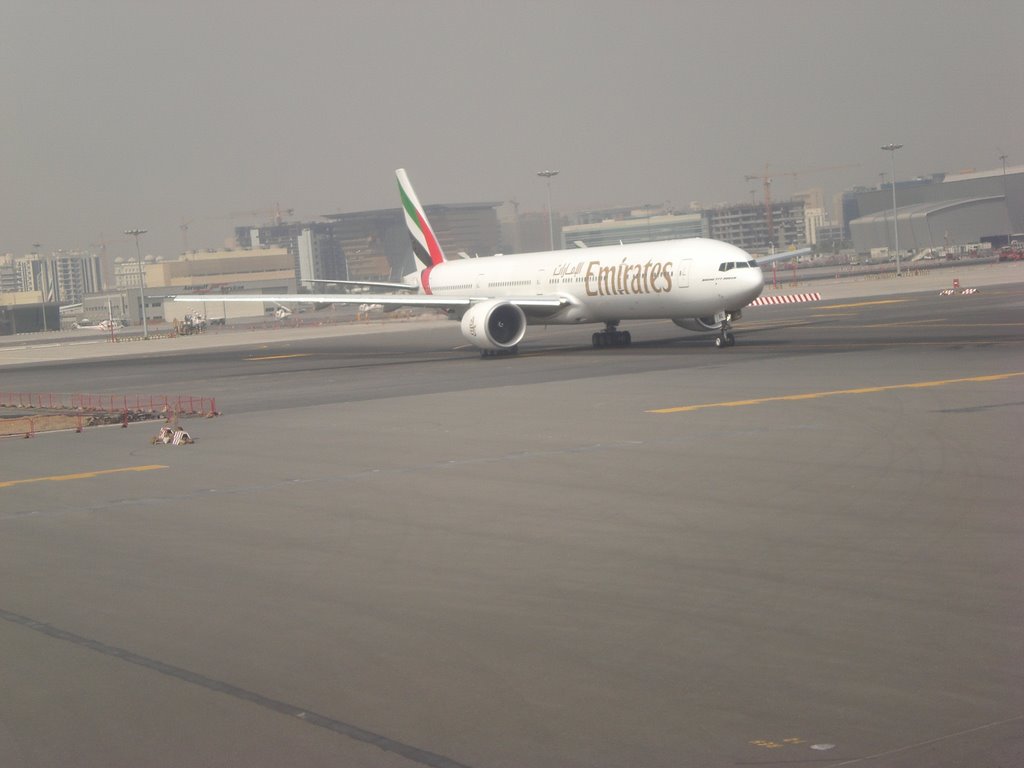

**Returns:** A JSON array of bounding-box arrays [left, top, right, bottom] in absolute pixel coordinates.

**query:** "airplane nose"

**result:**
[[735, 260, 764, 305], [752, 264, 765, 290]]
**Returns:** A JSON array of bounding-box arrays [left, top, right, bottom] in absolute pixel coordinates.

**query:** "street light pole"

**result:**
[[881, 143, 903, 276], [124, 228, 149, 338], [999, 153, 1010, 246], [537, 170, 559, 250]]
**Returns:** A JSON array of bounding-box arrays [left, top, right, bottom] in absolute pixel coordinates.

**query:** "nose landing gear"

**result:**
[[714, 331, 735, 348], [714, 313, 736, 348]]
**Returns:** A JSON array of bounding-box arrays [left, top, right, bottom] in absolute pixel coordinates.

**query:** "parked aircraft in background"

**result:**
[[74, 318, 122, 331]]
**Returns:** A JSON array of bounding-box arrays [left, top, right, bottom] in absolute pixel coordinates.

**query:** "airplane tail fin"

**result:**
[[397, 168, 446, 268]]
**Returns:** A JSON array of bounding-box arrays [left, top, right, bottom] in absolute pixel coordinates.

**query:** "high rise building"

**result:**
[[705, 201, 807, 251]]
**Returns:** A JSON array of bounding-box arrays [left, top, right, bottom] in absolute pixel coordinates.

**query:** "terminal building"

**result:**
[[71, 248, 299, 328], [146, 248, 297, 324], [239, 202, 503, 281], [844, 164, 1024, 255]]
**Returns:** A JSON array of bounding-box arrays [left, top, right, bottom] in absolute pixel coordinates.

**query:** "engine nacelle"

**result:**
[[672, 310, 741, 333], [672, 316, 723, 332], [460, 299, 527, 351]]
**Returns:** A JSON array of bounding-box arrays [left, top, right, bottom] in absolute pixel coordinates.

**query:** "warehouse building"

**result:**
[[845, 164, 1024, 255]]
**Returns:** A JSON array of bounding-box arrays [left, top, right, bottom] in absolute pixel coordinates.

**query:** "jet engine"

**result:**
[[672, 310, 741, 333], [673, 316, 723, 332], [460, 299, 527, 351]]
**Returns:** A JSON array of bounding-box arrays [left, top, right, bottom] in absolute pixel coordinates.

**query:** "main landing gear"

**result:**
[[480, 346, 519, 358], [592, 322, 631, 349]]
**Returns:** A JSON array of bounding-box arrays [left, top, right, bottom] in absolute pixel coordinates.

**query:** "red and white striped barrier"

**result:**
[[748, 292, 821, 306], [939, 288, 978, 296], [171, 430, 192, 445], [0, 392, 217, 416]]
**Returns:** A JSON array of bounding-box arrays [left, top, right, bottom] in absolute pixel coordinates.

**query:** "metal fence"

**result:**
[[0, 392, 216, 415]]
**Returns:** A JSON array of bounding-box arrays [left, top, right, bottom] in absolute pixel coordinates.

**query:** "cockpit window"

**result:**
[[720, 260, 759, 272]]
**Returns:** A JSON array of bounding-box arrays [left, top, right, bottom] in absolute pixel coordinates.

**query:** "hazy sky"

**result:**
[[3, 0, 1022, 260]]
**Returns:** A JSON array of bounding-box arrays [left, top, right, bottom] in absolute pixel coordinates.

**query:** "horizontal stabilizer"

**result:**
[[304, 278, 418, 292]]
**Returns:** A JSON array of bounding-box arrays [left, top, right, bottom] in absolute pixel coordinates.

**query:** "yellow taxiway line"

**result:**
[[647, 372, 1024, 414], [814, 299, 909, 310], [0, 465, 168, 489], [244, 353, 311, 361]]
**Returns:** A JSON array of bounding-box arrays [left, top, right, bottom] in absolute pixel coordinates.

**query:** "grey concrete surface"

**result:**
[[1, 260, 1021, 367], [1, 271, 1022, 767]]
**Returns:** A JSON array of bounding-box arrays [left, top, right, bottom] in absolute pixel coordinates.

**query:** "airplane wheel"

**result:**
[[725, 332, 735, 347], [714, 336, 724, 348]]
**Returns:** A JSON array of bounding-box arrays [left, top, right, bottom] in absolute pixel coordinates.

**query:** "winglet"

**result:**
[[397, 168, 446, 267]]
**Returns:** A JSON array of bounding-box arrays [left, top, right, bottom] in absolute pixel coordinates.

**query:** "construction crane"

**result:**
[[228, 203, 295, 226], [744, 163, 858, 244], [89, 234, 134, 291], [89, 234, 132, 258], [180, 216, 193, 253]]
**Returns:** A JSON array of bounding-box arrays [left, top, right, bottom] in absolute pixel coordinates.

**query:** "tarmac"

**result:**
[[1, 260, 1022, 767]]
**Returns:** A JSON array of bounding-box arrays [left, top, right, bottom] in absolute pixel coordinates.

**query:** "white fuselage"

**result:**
[[420, 237, 764, 324]]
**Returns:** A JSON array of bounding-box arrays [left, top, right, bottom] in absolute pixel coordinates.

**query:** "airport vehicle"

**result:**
[[176, 169, 772, 354], [178, 313, 206, 335], [998, 243, 1023, 262]]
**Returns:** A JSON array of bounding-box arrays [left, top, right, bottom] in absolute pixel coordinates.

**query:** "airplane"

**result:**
[[74, 318, 123, 331], [174, 169, 796, 356]]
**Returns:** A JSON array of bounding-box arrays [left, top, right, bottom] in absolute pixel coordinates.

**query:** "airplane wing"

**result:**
[[753, 246, 812, 263], [172, 293, 567, 312]]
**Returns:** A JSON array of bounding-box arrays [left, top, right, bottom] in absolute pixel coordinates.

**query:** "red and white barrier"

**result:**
[[0, 392, 217, 416], [939, 288, 978, 296], [748, 292, 822, 306]]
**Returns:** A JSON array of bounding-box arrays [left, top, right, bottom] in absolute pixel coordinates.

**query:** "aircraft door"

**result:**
[[536, 268, 547, 295], [676, 259, 691, 289]]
